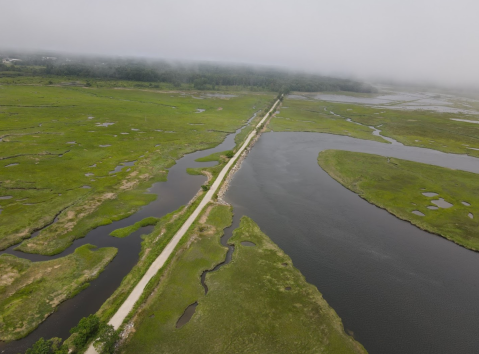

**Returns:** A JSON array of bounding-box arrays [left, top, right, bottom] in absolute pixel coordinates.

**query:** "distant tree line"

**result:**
[[0, 52, 377, 93]]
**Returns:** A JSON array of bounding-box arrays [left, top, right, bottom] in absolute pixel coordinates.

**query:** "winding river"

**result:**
[[0, 114, 257, 354], [224, 132, 479, 354]]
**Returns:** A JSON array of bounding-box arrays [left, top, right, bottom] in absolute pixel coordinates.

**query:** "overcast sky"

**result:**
[[2, 0, 478, 87]]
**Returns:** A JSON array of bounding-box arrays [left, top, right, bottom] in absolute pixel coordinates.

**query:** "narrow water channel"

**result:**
[[329, 106, 403, 145], [224, 132, 479, 354], [200, 213, 241, 294], [0, 113, 257, 354], [177, 207, 242, 326]]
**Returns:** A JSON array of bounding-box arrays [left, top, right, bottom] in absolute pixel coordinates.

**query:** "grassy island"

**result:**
[[318, 150, 479, 250]]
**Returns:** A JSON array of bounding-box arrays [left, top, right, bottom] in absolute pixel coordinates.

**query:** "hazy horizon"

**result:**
[[2, 0, 478, 89]]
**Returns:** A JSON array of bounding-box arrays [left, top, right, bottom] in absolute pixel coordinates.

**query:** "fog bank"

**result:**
[[1, 0, 478, 88]]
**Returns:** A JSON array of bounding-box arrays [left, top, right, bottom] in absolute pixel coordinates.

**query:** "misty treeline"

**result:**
[[0, 53, 376, 93]]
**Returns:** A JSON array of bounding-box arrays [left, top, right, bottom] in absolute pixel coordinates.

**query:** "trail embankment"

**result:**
[[85, 97, 281, 354]]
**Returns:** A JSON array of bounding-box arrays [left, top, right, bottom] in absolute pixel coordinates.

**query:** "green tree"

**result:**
[[193, 78, 208, 90], [70, 314, 100, 349], [94, 324, 120, 354], [25, 337, 67, 354]]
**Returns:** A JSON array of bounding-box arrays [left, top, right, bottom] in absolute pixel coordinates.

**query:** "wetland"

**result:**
[[0, 85, 273, 353], [224, 132, 479, 354], [121, 204, 366, 354], [272, 91, 479, 157], [317, 150, 479, 250], [4, 80, 479, 354]]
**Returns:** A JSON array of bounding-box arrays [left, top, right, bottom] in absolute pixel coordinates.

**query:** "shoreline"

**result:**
[[218, 103, 281, 204]]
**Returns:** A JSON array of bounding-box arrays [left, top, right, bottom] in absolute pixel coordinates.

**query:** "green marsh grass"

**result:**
[[0, 84, 273, 254], [109, 217, 159, 238], [272, 95, 479, 156], [268, 97, 386, 142], [318, 150, 479, 251], [120, 208, 366, 354], [0, 244, 117, 341]]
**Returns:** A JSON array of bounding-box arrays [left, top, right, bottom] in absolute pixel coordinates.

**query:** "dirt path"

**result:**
[[86, 97, 281, 354]]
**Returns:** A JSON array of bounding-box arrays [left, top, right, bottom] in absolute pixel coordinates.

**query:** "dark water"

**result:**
[[0, 113, 257, 354], [178, 212, 239, 326], [176, 302, 198, 328], [182, 207, 241, 325], [224, 132, 479, 354], [199, 212, 240, 295]]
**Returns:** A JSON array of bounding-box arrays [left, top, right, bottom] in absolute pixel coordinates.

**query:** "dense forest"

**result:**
[[0, 51, 377, 93]]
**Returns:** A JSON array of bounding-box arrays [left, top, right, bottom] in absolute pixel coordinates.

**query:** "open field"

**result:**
[[0, 75, 274, 93], [0, 84, 273, 255], [0, 74, 179, 90], [121, 205, 365, 354], [318, 150, 479, 250], [268, 98, 386, 143], [271, 91, 479, 156], [0, 244, 117, 341]]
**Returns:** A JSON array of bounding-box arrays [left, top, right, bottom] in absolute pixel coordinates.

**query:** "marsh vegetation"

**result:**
[[0, 85, 272, 255], [0, 244, 117, 341], [120, 205, 365, 353], [5, 57, 479, 354], [318, 150, 479, 250], [0, 73, 275, 350], [271, 92, 479, 156]]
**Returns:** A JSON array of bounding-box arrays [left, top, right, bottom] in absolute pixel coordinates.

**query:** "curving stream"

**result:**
[[328, 107, 403, 146], [176, 208, 241, 327], [224, 132, 479, 354], [0, 113, 257, 354]]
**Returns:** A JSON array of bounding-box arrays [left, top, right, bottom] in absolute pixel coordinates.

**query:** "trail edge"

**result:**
[[85, 96, 282, 354]]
